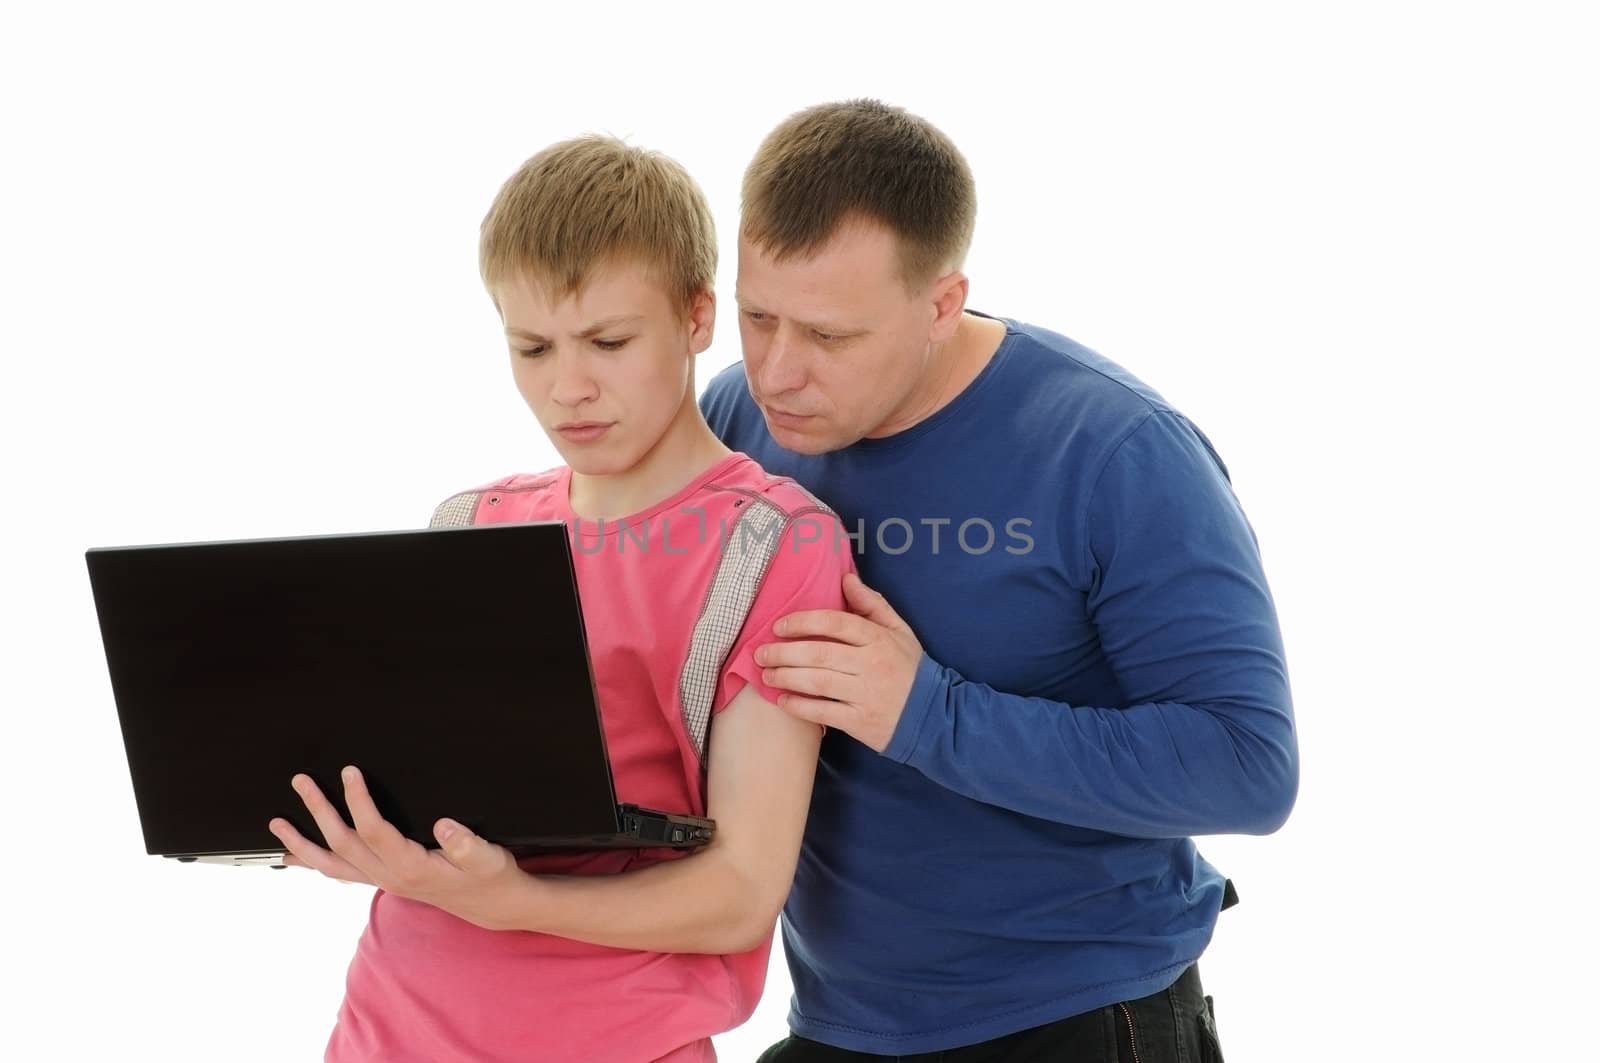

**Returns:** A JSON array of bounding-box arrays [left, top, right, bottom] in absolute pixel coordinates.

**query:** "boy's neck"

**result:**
[[567, 396, 732, 522]]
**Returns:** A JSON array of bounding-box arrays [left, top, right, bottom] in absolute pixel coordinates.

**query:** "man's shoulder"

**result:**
[[998, 317, 1174, 421], [996, 320, 1236, 487]]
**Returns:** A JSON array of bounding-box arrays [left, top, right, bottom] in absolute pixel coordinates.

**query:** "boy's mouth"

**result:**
[[556, 421, 615, 443]]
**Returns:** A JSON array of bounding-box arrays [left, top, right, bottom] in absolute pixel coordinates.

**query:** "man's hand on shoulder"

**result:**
[[754, 572, 923, 753]]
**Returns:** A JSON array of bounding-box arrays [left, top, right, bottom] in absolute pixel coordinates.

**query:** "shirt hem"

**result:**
[[785, 958, 1193, 1055]]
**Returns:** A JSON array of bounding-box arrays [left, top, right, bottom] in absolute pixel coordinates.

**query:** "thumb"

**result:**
[[434, 819, 498, 873], [843, 571, 912, 633]]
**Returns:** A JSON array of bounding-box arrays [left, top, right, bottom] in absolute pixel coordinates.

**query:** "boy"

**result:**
[[269, 135, 852, 1062]]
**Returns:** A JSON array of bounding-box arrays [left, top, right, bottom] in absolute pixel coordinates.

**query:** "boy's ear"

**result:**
[[686, 288, 716, 356]]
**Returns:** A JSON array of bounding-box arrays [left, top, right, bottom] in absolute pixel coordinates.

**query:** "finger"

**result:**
[[291, 773, 377, 872], [842, 572, 915, 635], [280, 853, 354, 879], [771, 693, 845, 730], [755, 638, 861, 674], [774, 608, 875, 645], [341, 765, 418, 861], [763, 665, 848, 701], [269, 816, 374, 884], [433, 818, 511, 878]]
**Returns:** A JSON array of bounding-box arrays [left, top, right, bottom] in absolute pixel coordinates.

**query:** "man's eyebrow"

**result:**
[[505, 315, 644, 341], [734, 296, 856, 333]]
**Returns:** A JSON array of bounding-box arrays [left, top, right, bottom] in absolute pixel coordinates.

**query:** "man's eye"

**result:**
[[515, 345, 549, 358], [743, 310, 769, 323], [813, 330, 843, 343], [594, 337, 631, 352]]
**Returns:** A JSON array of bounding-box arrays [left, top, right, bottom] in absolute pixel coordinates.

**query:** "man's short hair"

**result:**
[[480, 135, 717, 310], [741, 99, 976, 291]]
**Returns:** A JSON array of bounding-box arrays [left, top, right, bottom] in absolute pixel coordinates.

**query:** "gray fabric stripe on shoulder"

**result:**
[[707, 477, 839, 521], [430, 491, 482, 528], [774, 478, 838, 519], [677, 496, 792, 763]]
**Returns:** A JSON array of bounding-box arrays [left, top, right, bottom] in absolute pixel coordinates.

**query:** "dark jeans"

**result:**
[[753, 963, 1224, 1063]]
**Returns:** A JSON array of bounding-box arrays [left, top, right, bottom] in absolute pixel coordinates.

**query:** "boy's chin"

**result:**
[[558, 446, 634, 478]]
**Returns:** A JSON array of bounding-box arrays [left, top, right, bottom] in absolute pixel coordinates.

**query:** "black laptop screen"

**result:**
[[86, 523, 619, 857]]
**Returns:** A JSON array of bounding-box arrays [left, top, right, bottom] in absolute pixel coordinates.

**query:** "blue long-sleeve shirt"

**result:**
[[701, 315, 1297, 1053]]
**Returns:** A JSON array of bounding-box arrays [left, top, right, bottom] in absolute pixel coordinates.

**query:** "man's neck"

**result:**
[[942, 312, 1008, 402], [868, 312, 1008, 439]]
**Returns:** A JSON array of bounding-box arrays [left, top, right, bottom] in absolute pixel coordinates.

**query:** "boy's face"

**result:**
[[493, 260, 713, 476]]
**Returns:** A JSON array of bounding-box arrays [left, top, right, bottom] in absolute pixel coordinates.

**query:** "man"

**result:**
[[701, 99, 1298, 1062]]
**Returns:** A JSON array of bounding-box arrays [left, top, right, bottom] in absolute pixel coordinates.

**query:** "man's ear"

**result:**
[[687, 288, 716, 356], [928, 271, 969, 344]]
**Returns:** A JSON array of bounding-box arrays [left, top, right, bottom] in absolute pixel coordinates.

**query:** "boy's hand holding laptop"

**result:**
[[271, 765, 528, 932]]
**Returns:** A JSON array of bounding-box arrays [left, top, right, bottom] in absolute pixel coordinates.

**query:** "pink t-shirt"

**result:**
[[325, 453, 853, 1063]]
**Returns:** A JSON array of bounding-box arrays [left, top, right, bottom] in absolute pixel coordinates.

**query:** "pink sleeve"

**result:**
[[714, 512, 856, 713]]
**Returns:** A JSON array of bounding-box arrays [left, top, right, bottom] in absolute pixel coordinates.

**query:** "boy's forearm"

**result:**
[[505, 843, 775, 954]]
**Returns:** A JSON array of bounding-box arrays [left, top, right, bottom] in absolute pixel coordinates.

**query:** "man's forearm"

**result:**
[[886, 656, 1298, 838]]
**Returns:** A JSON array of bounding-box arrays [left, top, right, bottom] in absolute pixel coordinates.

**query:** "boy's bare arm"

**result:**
[[515, 684, 822, 953]]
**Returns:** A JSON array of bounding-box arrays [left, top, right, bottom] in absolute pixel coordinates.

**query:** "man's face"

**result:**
[[735, 220, 945, 454], [493, 259, 711, 476]]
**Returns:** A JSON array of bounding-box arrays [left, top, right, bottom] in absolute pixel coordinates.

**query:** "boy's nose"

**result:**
[[550, 357, 600, 407]]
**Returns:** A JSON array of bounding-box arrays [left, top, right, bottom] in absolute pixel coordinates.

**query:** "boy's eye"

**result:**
[[594, 337, 632, 352], [742, 310, 769, 323], [813, 330, 840, 343], [515, 344, 549, 358]]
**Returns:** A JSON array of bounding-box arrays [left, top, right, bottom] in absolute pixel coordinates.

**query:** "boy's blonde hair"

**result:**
[[742, 99, 975, 291], [480, 135, 717, 310]]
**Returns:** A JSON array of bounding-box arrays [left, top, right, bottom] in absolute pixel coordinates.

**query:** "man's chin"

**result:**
[[763, 418, 837, 455]]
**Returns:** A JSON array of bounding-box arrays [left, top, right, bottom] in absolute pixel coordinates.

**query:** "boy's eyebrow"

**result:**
[[506, 315, 644, 342], [574, 315, 644, 338]]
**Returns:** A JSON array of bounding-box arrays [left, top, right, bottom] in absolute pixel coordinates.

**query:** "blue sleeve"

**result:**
[[883, 411, 1299, 838]]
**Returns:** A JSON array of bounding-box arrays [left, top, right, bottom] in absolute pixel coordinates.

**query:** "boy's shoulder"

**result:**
[[696, 456, 854, 577], [424, 454, 842, 531], [696, 454, 839, 525], [428, 466, 566, 528]]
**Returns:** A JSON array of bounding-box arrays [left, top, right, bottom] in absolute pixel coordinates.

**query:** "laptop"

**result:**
[[85, 521, 715, 866]]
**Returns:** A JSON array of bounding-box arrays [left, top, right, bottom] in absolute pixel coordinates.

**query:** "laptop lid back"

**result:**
[[85, 522, 619, 858]]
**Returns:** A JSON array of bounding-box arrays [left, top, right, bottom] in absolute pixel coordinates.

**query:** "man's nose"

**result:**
[[757, 327, 807, 396]]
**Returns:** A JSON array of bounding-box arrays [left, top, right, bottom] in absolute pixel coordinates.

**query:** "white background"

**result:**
[[3, 2, 1595, 1060]]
